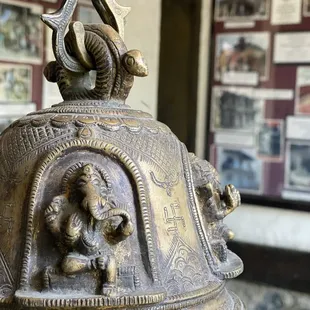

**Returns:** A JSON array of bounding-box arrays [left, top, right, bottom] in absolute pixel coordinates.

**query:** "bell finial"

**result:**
[[41, 0, 148, 103]]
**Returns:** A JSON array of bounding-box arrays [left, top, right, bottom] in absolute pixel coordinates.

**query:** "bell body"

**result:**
[[0, 1, 245, 307], [0, 101, 244, 309]]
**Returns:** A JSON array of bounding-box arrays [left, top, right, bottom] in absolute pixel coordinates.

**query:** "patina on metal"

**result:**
[[0, 0, 245, 308]]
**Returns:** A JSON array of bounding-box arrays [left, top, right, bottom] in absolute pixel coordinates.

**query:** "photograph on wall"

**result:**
[[0, 0, 43, 64], [295, 66, 310, 114], [304, 0, 310, 16], [214, 0, 269, 21], [257, 119, 284, 160], [0, 64, 32, 102], [285, 141, 310, 190], [78, 5, 102, 24], [211, 86, 264, 132], [215, 32, 270, 82], [216, 145, 263, 194]]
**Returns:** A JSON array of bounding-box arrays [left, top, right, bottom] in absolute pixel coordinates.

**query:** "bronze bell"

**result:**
[[0, 0, 244, 309]]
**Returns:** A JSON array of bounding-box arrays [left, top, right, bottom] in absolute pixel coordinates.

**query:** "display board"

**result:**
[[209, 0, 310, 207]]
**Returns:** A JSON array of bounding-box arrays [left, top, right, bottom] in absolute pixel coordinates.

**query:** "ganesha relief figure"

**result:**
[[44, 163, 134, 296]]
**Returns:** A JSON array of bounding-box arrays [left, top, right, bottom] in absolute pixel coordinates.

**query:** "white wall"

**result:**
[[225, 204, 310, 253], [195, 0, 310, 253], [121, 0, 162, 118]]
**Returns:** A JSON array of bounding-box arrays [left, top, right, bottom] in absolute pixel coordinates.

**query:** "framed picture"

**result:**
[[304, 0, 310, 16], [211, 86, 264, 132], [295, 66, 310, 115], [77, 5, 102, 24], [285, 141, 310, 191], [256, 119, 284, 161], [216, 145, 263, 194], [214, 0, 270, 21], [0, 0, 43, 64], [0, 64, 32, 103], [214, 32, 270, 82]]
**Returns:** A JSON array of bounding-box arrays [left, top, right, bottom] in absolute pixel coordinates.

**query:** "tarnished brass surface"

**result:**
[[0, 0, 244, 309]]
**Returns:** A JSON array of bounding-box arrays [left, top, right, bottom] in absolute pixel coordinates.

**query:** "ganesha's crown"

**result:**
[[0, 1, 244, 309]]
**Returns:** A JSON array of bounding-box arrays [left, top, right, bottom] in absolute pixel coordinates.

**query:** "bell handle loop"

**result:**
[[41, 0, 87, 73], [69, 22, 96, 71]]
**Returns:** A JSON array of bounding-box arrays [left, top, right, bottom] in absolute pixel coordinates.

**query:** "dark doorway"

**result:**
[[157, 0, 202, 152]]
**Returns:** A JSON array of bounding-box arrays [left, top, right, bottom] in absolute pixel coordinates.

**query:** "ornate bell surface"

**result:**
[[0, 1, 244, 309]]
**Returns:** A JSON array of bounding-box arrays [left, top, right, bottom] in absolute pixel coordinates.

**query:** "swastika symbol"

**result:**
[[164, 203, 186, 235]]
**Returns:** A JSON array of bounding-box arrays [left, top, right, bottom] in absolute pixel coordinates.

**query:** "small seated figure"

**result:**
[[44, 164, 134, 296], [189, 153, 241, 263], [202, 182, 240, 262]]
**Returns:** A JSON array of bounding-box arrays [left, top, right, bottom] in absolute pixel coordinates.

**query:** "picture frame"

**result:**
[[214, 0, 270, 22], [211, 86, 265, 133], [0, 63, 32, 103], [77, 4, 102, 24], [295, 66, 310, 115], [303, 0, 310, 17], [214, 32, 270, 82], [256, 119, 284, 162], [0, 0, 43, 64], [215, 145, 264, 194], [284, 141, 310, 191]]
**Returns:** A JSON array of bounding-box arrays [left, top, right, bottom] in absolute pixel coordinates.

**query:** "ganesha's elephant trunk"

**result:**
[[89, 206, 134, 239]]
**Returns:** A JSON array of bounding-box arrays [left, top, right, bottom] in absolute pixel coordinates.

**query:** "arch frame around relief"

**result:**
[[18, 139, 163, 293]]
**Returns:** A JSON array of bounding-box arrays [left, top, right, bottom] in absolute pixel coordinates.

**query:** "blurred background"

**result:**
[[1, 0, 310, 309]]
